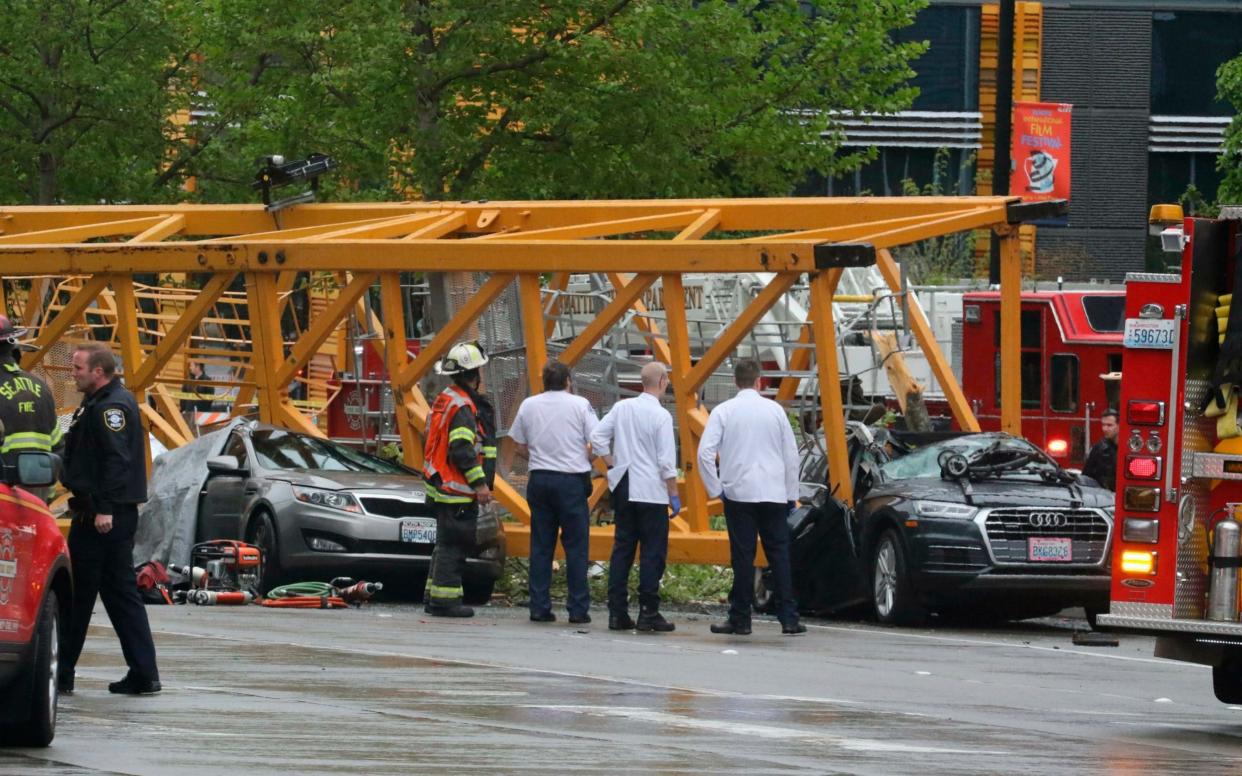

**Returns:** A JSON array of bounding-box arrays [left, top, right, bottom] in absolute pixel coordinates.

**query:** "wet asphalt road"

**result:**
[[5, 603, 1242, 775]]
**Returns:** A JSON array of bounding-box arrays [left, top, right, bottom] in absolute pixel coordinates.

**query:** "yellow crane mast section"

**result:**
[[0, 196, 1040, 564]]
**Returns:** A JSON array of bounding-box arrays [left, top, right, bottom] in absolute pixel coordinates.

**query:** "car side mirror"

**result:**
[[14, 452, 58, 487], [206, 455, 242, 475]]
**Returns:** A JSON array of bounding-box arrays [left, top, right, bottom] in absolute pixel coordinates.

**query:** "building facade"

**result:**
[[804, 1, 1242, 281]]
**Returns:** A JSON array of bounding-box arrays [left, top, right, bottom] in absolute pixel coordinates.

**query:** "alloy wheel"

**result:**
[[46, 609, 59, 725], [874, 537, 898, 619]]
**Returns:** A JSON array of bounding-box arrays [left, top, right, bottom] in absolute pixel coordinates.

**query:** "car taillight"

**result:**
[[1127, 455, 1161, 480], [1128, 400, 1166, 426], [1046, 438, 1068, 457]]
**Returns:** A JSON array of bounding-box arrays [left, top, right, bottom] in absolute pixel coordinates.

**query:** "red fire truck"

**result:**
[[1096, 207, 1242, 703], [0, 453, 68, 746], [960, 289, 1124, 468]]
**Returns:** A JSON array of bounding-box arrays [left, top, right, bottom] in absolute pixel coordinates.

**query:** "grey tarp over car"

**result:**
[[133, 420, 241, 567]]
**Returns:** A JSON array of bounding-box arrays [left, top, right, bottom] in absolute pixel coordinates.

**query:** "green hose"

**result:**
[[266, 581, 335, 598]]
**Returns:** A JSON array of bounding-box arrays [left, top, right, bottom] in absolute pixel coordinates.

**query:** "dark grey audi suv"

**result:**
[[784, 427, 1114, 625]]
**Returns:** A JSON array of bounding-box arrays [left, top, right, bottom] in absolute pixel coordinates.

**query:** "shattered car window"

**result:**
[[878, 435, 1044, 481], [251, 429, 408, 474]]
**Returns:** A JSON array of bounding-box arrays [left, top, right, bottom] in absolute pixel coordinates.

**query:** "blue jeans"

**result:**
[[527, 470, 592, 618]]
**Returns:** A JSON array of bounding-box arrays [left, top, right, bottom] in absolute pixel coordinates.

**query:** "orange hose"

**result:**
[[259, 596, 347, 609]]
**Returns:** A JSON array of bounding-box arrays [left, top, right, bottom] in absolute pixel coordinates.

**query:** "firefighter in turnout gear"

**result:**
[[422, 341, 497, 617], [0, 315, 61, 473]]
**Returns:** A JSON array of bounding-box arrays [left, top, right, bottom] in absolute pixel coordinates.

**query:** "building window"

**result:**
[[803, 147, 976, 197], [797, 6, 981, 198], [895, 6, 981, 113], [1151, 11, 1242, 116], [1050, 354, 1080, 414], [1148, 152, 1225, 207]]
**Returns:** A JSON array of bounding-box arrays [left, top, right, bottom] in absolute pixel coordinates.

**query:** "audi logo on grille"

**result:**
[[1028, 512, 1067, 528]]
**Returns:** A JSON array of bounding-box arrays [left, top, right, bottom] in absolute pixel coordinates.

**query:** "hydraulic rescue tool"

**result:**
[[329, 577, 384, 604], [186, 590, 256, 606]]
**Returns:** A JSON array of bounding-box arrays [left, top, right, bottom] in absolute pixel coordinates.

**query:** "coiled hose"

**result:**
[[261, 581, 346, 609]]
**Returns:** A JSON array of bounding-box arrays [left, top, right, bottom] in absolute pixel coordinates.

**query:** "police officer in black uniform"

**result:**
[[59, 343, 161, 695], [0, 316, 61, 471]]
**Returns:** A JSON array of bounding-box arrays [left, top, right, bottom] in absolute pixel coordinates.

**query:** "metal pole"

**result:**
[[989, 0, 1017, 285]]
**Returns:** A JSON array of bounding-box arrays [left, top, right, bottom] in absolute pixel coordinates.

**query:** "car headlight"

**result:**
[[913, 500, 978, 519], [292, 485, 362, 514]]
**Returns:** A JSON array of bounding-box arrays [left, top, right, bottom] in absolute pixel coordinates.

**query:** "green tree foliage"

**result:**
[[1219, 52, 1242, 204], [1, 0, 929, 204], [0, 1, 186, 204]]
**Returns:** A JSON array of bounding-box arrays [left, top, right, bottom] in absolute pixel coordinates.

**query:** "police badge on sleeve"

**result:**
[[103, 407, 126, 432]]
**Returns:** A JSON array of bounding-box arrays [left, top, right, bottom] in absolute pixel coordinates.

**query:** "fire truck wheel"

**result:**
[[246, 510, 283, 594], [871, 529, 926, 626], [1213, 652, 1242, 704], [2, 590, 60, 747]]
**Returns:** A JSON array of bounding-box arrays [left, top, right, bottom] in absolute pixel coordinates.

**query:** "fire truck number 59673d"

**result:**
[[1097, 206, 1242, 705]]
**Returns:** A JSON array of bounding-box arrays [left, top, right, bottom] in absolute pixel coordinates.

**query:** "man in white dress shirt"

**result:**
[[510, 360, 599, 624], [697, 358, 806, 636], [591, 362, 680, 633]]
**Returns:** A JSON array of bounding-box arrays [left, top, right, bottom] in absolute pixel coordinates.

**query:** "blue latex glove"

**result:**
[[787, 500, 797, 515], [669, 495, 682, 518]]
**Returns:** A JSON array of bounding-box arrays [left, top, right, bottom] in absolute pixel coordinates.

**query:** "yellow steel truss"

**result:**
[[0, 196, 1040, 564]]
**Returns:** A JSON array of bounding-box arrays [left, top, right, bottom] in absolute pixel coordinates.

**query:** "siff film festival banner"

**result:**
[[1010, 101, 1072, 202]]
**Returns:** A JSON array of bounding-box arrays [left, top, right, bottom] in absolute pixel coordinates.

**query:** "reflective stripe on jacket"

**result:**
[[424, 385, 485, 504], [0, 362, 61, 461]]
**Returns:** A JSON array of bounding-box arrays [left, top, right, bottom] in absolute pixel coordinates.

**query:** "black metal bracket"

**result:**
[[253, 153, 338, 213], [1006, 198, 1068, 224], [813, 242, 876, 269]]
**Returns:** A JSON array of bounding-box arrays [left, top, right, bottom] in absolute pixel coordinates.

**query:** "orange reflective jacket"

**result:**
[[423, 385, 484, 503]]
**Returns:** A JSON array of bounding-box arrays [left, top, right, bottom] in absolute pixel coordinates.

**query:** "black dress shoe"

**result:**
[[530, 611, 556, 622], [425, 603, 475, 618], [710, 619, 751, 635], [636, 611, 675, 632], [108, 675, 162, 695], [568, 613, 592, 625], [782, 622, 807, 635], [609, 613, 636, 631], [57, 674, 74, 696]]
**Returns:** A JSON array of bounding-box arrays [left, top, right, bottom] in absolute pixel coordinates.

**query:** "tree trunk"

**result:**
[[903, 388, 932, 432], [36, 151, 57, 204]]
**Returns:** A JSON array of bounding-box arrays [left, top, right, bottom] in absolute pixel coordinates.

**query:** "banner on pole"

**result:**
[[1010, 101, 1072, 202]]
